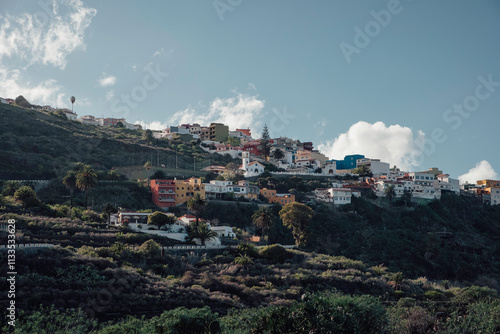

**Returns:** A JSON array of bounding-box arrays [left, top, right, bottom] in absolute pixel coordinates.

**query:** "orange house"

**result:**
[[260, 188, 295, 205]]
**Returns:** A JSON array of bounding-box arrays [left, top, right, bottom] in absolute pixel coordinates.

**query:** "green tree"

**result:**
[[147, 211, 176, 229], [187, 193, 206, 224], [2, 180, 21, 196], [402, 189, 412, 207], [151, 170, 166, 179], [14, 185, 40, 211], [62, 170, 77, 207], [225, 136, 241, 146], [279, 202, 314, 247], [138, 239, 161, 258], [116, 121, 124, 128], [188, 221, 218, 246], [76, 165, 98, 208], [384, 185, 396, 206], [259, 124, 271, 161], [142, 129, 154, 143], [252, 206, 274, 240], [15, 95, 31, 108], [353, 164, 372, 177], [271, 148, 285, 160], [102, 202, 118, 224]]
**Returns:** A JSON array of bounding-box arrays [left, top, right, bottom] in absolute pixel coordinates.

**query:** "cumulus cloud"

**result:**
[[168, 92, 265, 135], [318, 121, 426, 171], [0, 67, 67, 107], [99, 74, 116, 87], [134, 120, 169, 131], [459, 160, 499, 184], [0, 0, 97, 69]]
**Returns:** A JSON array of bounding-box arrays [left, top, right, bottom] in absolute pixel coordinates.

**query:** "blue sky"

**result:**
[[1, 0, 499, 182]]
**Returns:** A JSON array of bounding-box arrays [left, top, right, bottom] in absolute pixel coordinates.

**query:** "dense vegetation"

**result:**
[[0, 103, 233, 179]]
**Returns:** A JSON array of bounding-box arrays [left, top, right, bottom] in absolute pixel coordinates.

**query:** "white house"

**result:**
[[356, 158, 390, 176], [241, 151, 265, 177], [328, 188, 355, 205], [435, 174, 460, 194]]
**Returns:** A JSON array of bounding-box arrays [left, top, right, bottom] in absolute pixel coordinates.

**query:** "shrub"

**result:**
[[259, 244, 290, 263], [235, 243, 259, 258], [221, 292, 387, 334]]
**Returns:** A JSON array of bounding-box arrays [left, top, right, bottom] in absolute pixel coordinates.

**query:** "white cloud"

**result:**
[[459, 160, 499, 185], [105, 90, 115, 101], [168, 92, 265, 135], [99, 74, 116, 87], [135, 120, 169, 131], [0, 0, 97, 69], [318, 121, 426, 171], [0, 67, 67, 107]]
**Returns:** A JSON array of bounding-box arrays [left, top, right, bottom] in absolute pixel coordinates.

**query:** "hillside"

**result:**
[[0, 211, 498, 333], [0, 104, 232, 179]]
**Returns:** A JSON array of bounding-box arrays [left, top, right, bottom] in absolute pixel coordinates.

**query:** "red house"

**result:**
[[242, 140, 261, 156], [151, 179, 176, 208]]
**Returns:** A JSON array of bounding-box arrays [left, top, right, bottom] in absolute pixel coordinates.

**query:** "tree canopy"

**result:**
[[147, 211, 176, 229], [279, 202, 314, 247]]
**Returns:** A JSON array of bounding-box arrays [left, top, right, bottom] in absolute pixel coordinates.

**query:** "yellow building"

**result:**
[[175, 177, 205, 206], [477, 179, 500, 188], [260, 188, 295, 205]]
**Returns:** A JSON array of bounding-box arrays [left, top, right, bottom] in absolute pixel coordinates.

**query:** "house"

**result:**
[[241, 151, 265, 177], [150, 179, 176, 208], [79, 115, 99, 125], [0, 98, 8, 104], [204, 179, 259, 200], [242, 140, 261, 156], [201, 165, 227, 175], [175, 178, 205, 206], [260, 188, 296, 205], [62, 110, 78, 120], [204, 180, 235, 200], [328, 188, 355, 205], [435, 174, 460, 194], [335, 154, 365, 170], [356, 158, 390, 176], [476, 179, 500, 205]]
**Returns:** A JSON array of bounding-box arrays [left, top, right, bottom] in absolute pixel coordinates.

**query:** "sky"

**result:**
[[1, 0, 500, 182]]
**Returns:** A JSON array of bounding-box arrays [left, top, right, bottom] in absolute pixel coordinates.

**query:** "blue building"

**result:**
[[335, 154, 365, 170]]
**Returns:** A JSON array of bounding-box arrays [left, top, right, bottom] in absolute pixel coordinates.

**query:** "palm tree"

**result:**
[[70, 96, 76, 112], [62, 170, 77, 207], [189, 221, 217, 246], [187, 193, 206, 224], [252, 206, 274, 240], [270, 148, 285, 161], [76, 165, 98, 208], [385, 185, 396, 206]]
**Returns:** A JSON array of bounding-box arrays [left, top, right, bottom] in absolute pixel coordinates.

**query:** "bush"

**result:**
[[235, 243, 259, 258], [259, 244, 290, 263], [100, 307, 218, 334], [221, 292, 387, 334]]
